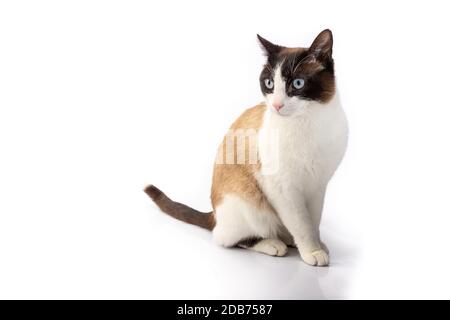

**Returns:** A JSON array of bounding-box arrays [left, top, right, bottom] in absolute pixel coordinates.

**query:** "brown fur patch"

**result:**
[[211, 104, 273, 212], [279, 47, 307, 55]]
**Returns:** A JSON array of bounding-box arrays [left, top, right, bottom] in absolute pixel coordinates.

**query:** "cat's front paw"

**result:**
[[300, 249, 329, 267]]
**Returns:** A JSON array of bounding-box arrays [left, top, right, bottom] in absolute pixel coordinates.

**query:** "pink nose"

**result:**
[[273, 102, 284, 111]]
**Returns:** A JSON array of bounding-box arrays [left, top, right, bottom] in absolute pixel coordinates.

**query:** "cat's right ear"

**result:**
[[257, 34, 282, 56]]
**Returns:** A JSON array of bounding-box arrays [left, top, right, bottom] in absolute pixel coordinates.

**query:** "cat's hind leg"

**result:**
[[212, 195, 287, 257]]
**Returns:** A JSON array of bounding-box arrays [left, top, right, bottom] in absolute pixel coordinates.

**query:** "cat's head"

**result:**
[[258, 29, 335, 117]]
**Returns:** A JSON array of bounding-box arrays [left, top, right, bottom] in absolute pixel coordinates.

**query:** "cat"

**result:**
[[145, 29, 348, 266]]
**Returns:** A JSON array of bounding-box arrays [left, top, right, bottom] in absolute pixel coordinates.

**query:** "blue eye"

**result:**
[[293, 78, 305, 89], [264, 79, 274, 89]]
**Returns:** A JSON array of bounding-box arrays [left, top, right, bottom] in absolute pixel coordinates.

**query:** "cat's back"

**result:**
[[229, 103, 267, 131], [210, 103, 269, 210]]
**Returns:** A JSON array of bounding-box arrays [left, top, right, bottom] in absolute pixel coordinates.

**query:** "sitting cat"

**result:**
[[145, 29, 348, 266]]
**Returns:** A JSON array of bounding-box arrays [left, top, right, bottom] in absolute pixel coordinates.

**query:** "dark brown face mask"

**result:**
[[257, 29, 336, 103]]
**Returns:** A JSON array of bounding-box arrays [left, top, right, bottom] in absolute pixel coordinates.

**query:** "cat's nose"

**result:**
[[273, 102, 284, 111]]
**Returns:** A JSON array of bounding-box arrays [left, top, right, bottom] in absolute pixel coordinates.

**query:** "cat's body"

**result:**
[[145, 30, 348, 266]]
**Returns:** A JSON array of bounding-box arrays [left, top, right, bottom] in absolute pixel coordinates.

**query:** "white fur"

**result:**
[[248, 239, 288, 257], [213, 64, 348, 266], [212, 194, 283, 247]]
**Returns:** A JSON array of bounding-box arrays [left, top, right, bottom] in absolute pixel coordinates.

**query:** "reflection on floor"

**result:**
[[144, 204, 359, 300]]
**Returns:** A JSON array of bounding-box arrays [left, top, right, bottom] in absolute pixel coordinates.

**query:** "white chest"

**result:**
[[257, 96, 348, 196]]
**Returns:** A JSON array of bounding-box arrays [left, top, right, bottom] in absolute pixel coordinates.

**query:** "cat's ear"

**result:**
[[309, 29, 333, 60], [257, 34, 282, 56]]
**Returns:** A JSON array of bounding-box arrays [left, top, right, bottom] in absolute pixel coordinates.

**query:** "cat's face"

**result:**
[[258, 30, 335, 117]]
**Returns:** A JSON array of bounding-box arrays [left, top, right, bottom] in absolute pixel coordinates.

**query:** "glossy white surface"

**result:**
[[135, 199, 359, 300]]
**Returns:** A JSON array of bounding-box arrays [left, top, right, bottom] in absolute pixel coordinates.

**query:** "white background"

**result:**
[[1, 0, 450, 299]]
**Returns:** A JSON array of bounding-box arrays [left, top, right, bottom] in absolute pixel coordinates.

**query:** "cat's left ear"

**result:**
[[309, 29, 333, 60]]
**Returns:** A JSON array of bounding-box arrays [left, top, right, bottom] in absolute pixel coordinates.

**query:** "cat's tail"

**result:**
[[144, 185, 215, 231]]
